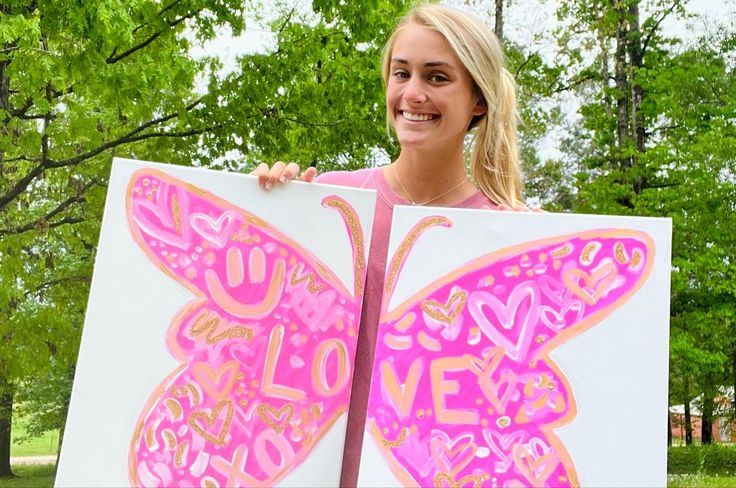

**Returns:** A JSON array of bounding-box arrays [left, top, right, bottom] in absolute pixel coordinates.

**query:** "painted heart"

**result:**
[[429, 432, 477, 477], [482, 428, 527, 473], [512, 438, 561, 486], [467, 282, 541, 361], [190, 211, 236, 248], [562, 261, 619, 305], [257, 403, 295, 434], [127, 170, 368, 487], [188, 400, 234, 446], [290, 288, 344, 332], [366, 216, 654, 487], [191, 360, 239, 400], [539, 299, 584, 332]]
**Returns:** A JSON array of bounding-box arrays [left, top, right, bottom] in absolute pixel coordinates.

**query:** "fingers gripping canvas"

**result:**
[[55, 159, 376, 487], [359, 207, 671, 488]]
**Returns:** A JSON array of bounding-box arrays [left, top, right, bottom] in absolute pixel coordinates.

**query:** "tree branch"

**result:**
[[27, 276, 91, 298], [0, 99, 205, 212], [107, 12, 197, 64], [641, 1, 680, 57], [0, 179, 99, 237]]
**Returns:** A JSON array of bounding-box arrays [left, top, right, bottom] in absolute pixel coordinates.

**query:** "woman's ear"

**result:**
[[472, 98, 487, 117]]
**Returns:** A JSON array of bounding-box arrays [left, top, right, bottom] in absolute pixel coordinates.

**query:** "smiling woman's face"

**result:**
[[386, 23, 485, 153]]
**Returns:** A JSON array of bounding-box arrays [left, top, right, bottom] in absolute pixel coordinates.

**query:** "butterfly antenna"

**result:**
[[322, 196, 366, 298], [384, 216, 453, 304]]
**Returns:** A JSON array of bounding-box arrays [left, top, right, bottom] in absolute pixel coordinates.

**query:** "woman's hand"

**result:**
[[252, 161, 318, 191]]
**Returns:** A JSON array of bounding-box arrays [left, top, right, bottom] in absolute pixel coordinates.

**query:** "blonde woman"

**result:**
[[254, 4, 525, 484]]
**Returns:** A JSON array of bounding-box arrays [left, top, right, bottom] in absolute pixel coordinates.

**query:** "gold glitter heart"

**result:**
[[188, 400, 233, 446], [257, 403, 294, 434]]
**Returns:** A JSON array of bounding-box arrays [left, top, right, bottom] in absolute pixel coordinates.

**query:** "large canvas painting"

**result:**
[[56, 158, 376, 487], [358, 206, 671, 487]]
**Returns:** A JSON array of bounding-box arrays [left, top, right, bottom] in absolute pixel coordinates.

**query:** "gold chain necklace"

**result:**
[[392, 163, 468, 206]]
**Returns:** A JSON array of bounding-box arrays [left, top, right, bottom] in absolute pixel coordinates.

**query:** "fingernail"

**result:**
[[279, 175, 287, 183], [265, 181, 272, 191]]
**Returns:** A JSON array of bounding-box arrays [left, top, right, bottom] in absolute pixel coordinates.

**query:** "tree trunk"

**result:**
[[613, 2, 629, 169], [626, 1, 646, 195], [0, 375, 14, 478], [684, 388, 693, 446], [494, 0, 504, 43], [702, 392, 714, 445], [668, 409, 672, 447]]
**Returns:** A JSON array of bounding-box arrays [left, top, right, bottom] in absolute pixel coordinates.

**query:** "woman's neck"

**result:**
[[388, 146, 475, 206]]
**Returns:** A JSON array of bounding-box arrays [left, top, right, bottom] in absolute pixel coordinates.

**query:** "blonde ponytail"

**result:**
[[381, 4, 523, 206]]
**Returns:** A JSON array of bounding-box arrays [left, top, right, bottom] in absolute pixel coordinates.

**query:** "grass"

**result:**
[[668, 473, 736, 487], [0, 464, 56, 488], [9, 417, 58, 458], [0, 463, 733, 488]]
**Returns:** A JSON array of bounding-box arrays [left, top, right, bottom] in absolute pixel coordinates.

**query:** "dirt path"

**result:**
[[10, 455, 57, 465]]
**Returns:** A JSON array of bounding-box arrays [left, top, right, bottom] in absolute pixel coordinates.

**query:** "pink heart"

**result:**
[[467, 282, 541, 362], [539, 300, 584, 332], [190, 211, 236, 248], [482, 428, 527, 473], [290, 289, 344, 332]]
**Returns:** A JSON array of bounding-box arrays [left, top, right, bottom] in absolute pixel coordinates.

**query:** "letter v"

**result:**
[[380, 358, 423, 419]]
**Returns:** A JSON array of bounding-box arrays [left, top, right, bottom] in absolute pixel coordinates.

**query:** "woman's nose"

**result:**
[[403, 76, 428, 103]]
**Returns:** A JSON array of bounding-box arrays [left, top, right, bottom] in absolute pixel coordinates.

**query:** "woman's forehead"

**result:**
[[390, 24, 460, 66]]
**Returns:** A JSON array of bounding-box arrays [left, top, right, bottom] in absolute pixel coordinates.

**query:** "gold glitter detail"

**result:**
[[188, 400, 233, 447], [187, 384, 200, 408], [421, 290, 467, 324], [246, 215, 268, 227], [381, 427, 408, 448], [549, 383, 556, 390], [239, 398, 249, 407], [250, 379, 259, 388], [539, 253, 548, 263], [434, 472, 489, 488], [171, 194, 182, 234], [257, 403, 294, 434], [536, 335, 545, 344], [417, 410, 425, 419], [631, 249, 642, 268], [163, 430, 176, 449], [615, 242, 628, 264], [174, 441, 187, 467], [553, 260, 562, 270], [526, 270, 535, 277], [581, 242, 596, 263], [142, 178, 150, 186], [204, 480, 217, 488], [551, 244, 572, 258], [145, 426, 155, 449], [289, 262, 326, 293], [181, 385, 188, 394], [559, 476, 568, 483], [530, 360, 537, 368], [386, 216, 451, 294], [311, 404, 321, 419], [323, 196, 366, 298], [190, 309, 253, 345]]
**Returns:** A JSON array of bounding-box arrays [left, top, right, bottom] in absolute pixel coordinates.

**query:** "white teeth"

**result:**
[[401, 111, 435, 121]]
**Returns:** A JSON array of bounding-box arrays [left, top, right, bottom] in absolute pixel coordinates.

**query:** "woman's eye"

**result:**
[[392, 70, 409, 79], [429, 74, 449, 82]]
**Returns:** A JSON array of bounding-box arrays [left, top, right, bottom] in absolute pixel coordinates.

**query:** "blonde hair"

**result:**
[[381, 3, 523, 206]]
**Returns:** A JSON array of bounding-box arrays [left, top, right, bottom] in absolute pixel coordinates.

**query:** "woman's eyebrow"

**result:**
[[391, 58, 456, 70]]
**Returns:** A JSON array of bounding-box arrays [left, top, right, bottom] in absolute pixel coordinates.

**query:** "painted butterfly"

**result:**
[[365, 215, 654, 488], [126, 169, 368, 486]]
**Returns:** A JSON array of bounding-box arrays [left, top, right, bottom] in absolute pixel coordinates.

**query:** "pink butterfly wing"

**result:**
[[367, 218, 654, 488], [126, 169, 366, 486]]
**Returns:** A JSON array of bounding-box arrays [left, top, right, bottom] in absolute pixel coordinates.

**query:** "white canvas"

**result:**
[[56, 158, 376, 487], [358, 205, 671, 488]]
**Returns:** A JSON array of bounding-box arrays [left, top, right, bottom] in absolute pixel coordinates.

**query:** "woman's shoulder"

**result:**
[[314, 167, 381, 189]]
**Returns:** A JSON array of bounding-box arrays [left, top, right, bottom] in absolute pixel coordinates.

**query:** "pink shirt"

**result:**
[[316, 167, 496, 486]]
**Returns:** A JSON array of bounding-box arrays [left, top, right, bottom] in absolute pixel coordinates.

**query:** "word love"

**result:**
[[367, 216, 653, 488], [126, 170, 367, 487]]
